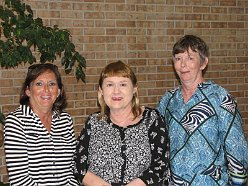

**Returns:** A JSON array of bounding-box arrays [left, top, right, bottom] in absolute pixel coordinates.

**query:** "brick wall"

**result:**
[[0, 0, 247, 183]]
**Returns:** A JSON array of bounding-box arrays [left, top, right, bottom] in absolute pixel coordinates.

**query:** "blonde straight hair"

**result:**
[[98, 60, 141, 120]]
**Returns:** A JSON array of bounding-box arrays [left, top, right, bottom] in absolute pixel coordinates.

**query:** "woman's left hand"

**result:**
[[125, 178, 146, 186]]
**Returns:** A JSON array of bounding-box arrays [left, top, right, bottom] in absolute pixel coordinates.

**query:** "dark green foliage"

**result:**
[[0, 182, 9, 186], [0, 110, 4, 125], [0, 0, 86, 82]]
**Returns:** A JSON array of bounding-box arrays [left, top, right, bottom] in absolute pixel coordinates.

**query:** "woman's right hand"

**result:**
[[82, 171, 111, 186]]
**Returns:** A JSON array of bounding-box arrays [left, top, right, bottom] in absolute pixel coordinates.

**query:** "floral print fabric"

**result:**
[[74, 107, 170, 185]]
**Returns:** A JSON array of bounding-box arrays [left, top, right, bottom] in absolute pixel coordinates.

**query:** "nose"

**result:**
[[113, 85, 120, 93], [180, 58, 187, 67], [43, 84, 50, 92]]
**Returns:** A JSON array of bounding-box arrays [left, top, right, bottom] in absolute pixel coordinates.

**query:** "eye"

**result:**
[[174, 57, 181, 61], [106, 83, 113, 87], [120, 83, 127, 87], [48, 82, 57, 86], [35, 82, 43, 86], [187, 56, 193, 60]]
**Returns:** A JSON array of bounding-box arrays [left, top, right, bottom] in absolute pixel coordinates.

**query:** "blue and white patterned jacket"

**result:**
[[157, 80, 248, 186]]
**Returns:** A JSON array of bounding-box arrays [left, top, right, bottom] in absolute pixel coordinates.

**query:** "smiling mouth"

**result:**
[[112, 97, 122, 101], [41, 96, 52, 100], [180, 71, 190, 74]]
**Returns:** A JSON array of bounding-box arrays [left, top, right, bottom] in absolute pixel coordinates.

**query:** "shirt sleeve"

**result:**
[[139, 109, 170, 185], [219, 94, 248, 185], [156, 91, 173, 119], [73, 116, 91, 185], [66, 115, 80, 186], [156, 94, 167, 117], [4, 114, 37, 186]]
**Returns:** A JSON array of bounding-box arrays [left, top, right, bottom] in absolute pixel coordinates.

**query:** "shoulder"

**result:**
[[156, 86, 180, 114], [158, 87, 180, 104], [55, 111, 74, 128], [200, 81, 239, 113], [143, 107, 164, 121], [4, 105, 30, 132], [201, 81, 235, 102], [88, 111, 101, 120], [201, 81, 229, 95], [162, 86, 179, 98], [59, 110, 72, 119], [84, 111, 102, 126], [142, 107, 167, 131], [5, 105, 32, 123], [144, 107, 160, 115]]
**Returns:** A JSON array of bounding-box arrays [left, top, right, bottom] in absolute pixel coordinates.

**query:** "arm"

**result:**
[[67, 115, 80, 186], [219, 94, 248, 185], [138, 110, 170, 185], [73, 116, 110, 186], [83, 171, 110, 186], [156, 94, 168, 117], [125, 178, 146, 186], [4, 114, 37, 186]]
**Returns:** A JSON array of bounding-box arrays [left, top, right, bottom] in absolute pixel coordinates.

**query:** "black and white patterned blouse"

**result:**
[[74, 107, 170, 185]]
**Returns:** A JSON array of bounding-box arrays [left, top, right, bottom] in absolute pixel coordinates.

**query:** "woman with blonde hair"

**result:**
[[74, 60, 170, 186]]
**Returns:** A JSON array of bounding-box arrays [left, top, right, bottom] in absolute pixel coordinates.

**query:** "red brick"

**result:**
[[0, 0, 248, 182]]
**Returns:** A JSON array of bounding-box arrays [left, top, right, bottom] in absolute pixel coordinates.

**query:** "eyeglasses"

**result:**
[[28, 63, 58, 72]]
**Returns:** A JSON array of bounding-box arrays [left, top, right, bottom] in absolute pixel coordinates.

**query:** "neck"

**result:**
[[110, 109, 135, 127], [181, 79, 205, 103], [39, 112, 53, 133], [30, 105, 53, 132], [30, 105, 52, 117]]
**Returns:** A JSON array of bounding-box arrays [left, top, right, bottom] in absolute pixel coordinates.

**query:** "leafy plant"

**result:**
[[0, 0, 87, 183], [0, 182, 9, 186], [0, 112, 6, 185], [0, 0, 86, 82], [0, 110, 4, 125]]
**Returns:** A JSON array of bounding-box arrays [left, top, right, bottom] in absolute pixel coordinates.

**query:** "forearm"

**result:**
[[83, 171, 111, 186], [139, 110, 170, 185], [125, 178, 146, 186], [219, 97, 248, 186], [74, 121, 91, 184], [229, 172, 247, 186], [4, 119, 37, 185]]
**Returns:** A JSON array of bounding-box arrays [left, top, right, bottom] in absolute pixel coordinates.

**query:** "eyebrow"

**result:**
[[105, 80, 128, 83], [34, 80, 57, 83]]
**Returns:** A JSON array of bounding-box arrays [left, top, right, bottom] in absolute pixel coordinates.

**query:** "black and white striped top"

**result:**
[[4, 105, 79, 186]]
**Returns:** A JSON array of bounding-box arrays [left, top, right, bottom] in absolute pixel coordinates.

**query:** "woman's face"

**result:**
[[99, 76, 137, 113], [173, 48, 208, 86], [25, 70, 60, 113]]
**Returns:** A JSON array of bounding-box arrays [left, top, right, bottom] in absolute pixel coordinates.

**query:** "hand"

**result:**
[[125, 178, 146, 186], [82, 171, 111, 186]]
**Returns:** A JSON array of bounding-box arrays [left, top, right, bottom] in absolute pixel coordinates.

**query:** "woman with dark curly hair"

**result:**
[[4, 63, 79, 185]]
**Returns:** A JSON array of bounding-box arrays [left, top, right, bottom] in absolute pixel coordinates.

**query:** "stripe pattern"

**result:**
[[181, 99, 215, 134], [156, 80, 248, 185], [4, 105, 79, 186], [220, 94, 236, 114], [227, 153, 248, 185], [202, 164, 221, 181]]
